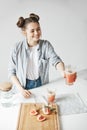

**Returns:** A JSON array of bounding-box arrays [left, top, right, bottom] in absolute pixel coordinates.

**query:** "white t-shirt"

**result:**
[[26, 44, 39, 80]]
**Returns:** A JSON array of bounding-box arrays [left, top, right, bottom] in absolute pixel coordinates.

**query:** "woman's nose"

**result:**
[[34, 30, 38, 35]]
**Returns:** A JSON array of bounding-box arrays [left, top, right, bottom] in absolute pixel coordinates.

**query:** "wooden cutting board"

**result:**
[[17, 103, 60, 130]]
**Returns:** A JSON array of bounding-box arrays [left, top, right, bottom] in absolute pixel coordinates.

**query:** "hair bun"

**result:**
[[16, 17, 25, 28], [29, 13, 40, 21]]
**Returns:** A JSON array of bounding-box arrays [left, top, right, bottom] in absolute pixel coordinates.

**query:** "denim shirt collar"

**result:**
[[24, 38, 41, 51]]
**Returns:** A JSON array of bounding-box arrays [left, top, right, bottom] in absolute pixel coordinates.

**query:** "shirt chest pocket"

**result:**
[[40, 58, 49, 70]]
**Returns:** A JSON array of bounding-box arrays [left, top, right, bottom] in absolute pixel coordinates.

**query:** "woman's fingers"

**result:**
[[25, 90, 31, 96], [25, 90, 31, 95], [22, 89, 32, 98]]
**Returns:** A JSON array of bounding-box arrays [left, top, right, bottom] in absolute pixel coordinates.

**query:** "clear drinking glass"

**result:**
[[47, 89, 56, 105], [65, 65, 77, 85]]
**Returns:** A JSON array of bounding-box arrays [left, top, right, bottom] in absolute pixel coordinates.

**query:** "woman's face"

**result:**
[[25, 22, 41, 45]]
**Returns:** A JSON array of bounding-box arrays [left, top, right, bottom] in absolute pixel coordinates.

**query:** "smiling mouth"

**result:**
[[35, 36, 39, 38], [34, 37, 40, 40]]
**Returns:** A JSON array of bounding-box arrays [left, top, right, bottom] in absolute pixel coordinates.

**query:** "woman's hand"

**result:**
[[56, 62, 66, 78], [10, 75, 32, 98], [20, 88, 32, 98], [60, 70, 66, 78]]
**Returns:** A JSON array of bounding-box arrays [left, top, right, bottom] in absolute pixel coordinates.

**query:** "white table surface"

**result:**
[[0, 77, 87, 130]]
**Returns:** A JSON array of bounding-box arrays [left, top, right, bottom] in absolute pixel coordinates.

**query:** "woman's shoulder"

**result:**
[[12, 39, 26, 51], [14, 39, 25, 47], [40, 39, 53, 49], [40, 39, 51, 46]]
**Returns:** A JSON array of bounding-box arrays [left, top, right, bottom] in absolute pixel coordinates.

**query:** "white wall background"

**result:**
[[0, 0, 87, 82]]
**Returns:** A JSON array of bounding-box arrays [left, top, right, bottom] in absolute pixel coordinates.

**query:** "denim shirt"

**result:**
[[8, 38, 62, 88]]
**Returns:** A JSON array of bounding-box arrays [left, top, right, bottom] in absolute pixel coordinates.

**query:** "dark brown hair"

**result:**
[[16, 13, 40, 30]]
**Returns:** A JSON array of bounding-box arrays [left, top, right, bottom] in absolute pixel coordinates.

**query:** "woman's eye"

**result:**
[[31, 30, 34, 33], [30, 28, 40, 33], [37, 28, 40, 31]]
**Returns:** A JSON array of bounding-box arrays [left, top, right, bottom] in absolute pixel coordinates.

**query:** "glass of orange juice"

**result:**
[[65, 65, 77, 85], [47, 89, 56, 104]]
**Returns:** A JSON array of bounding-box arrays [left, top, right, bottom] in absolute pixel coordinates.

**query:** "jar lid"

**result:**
[[0, 82, 12, 91]]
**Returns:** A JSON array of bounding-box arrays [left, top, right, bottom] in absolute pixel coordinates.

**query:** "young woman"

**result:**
[[8, 13, 65, 98]]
